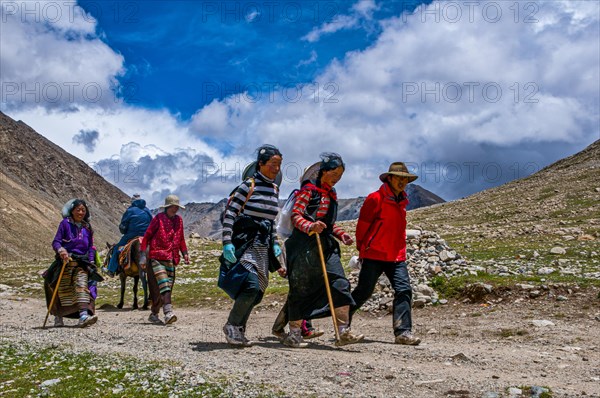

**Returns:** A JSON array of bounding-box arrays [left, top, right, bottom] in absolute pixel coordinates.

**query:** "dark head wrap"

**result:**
[[316, 152, 345, 186], [256, 144, 282, 166], [319, 152, 345, 171]]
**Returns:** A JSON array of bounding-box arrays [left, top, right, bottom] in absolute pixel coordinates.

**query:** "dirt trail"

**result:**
[[1, 292, 599, 398]]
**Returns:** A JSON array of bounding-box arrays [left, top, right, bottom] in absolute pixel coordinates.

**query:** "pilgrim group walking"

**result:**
[[43, 144, 421, 347]]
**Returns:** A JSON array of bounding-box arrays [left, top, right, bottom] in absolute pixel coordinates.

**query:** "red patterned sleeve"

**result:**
[[332, 224, 346, 240], [291, 189, 313, 234], [178, 216, 188, 255]]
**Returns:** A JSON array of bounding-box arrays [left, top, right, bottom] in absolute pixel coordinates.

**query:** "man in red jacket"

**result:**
[[140, 194, 189, 325], [351, 162, 421, 345]]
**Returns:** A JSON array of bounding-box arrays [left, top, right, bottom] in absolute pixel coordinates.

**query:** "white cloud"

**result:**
[[189, 96, 257, 140], [297, 50, 318, 67], [7, 104, 265, 207], [352, 0, 378, 18], [303, 0, 379, 42], [0, 0, 124, 111], [2, 0, 598, 205], [196, 0, 600, 199], [8, 105, 209, 161]]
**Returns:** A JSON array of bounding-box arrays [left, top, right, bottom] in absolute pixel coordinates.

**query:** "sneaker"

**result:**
[[335, 327, 365, 347], [54, 316, 64, 327], [272, 329, 286, 341], [395, 331, 421, 346], [282, 330, 308, 348], [148, 313, 163, 325], [239, 327, 254, 347], [164, 312, 177, 325], [78, 314, 98, 328], [302, 328, 324, 339], [223, 323, 244, 346]]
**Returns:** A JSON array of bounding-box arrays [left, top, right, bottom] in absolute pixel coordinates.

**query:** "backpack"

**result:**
[[220, 178, 255, 224]]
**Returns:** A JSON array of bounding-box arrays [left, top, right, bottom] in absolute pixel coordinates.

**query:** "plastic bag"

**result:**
[[275, 189, 299, 239]]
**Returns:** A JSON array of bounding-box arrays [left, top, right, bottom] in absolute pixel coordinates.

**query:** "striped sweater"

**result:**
[[291, 186, 346, 239], [222, 172, 280, 246]]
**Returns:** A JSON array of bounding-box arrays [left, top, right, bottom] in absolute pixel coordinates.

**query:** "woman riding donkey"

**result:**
[[44, 199, 103, 327], [105, 194, 152, 310], [106, 194, 152, 278], [220, 144, 286, 347], [282, 153, 364, 348]]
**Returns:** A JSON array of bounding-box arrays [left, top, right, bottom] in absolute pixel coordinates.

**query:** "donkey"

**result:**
[[104, 239, 149, 310]]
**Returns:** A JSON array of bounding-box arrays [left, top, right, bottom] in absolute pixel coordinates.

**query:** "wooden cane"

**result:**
[[309, 231, 341, 344], [42, 257, 70, 329]]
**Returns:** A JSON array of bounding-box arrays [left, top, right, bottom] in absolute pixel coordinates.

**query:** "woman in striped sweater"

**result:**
[[283, 153, 364, 348], [221, 145, 285, 346]]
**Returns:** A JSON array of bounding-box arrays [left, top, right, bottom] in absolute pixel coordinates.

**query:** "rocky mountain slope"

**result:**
[[404, 139, 599, 271], [0, 111, 130, 261]]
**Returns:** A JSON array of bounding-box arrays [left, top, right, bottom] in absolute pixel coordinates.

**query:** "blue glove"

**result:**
[[273, 244, 282, 257], [223, 243, 237, 263]]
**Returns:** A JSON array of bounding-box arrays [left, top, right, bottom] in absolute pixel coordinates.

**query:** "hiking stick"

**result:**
[[43, 257, 70, 329], [309, 231, 341, 344]]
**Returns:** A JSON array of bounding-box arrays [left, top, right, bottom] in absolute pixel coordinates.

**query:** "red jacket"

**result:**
[[141, 212, 187, 265], [356, 183, 408, 262]]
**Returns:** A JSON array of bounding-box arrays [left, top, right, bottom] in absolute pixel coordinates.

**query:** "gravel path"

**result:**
[[1, 291, 599, 398]]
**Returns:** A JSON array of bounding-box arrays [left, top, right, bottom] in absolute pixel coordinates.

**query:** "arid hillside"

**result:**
[[0, 111, 130, 261], [405, 139, 599, 270]]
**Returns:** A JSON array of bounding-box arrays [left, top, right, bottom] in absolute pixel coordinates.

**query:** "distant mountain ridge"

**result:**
[[176, 183, 445, 239]]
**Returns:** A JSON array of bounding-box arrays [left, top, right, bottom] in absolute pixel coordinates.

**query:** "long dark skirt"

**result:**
[[286, 229, 355, 321]]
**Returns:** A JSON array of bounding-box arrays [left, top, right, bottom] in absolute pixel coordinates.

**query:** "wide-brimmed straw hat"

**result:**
[[300, 161, 321, 184], [159, 194, 185, 209], [379, 162, 418, 183]]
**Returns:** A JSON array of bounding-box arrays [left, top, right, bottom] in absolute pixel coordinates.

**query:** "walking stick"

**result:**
[[309, 231, 341, 344], [43, 257, 70, 329]]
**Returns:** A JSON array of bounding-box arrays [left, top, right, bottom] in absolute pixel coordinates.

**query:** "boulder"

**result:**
[[415, 284, 435, 297], [537, 267, 556, 275], [439, 250, 457, 262], [531, 320, 555, 327], [406, 229, 422, 239]]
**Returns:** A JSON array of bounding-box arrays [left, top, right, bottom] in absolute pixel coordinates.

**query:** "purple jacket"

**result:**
[[52, 218, 94, 263]]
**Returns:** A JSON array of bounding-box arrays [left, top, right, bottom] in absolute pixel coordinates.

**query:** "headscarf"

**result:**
[[256, 144, 282, 165]]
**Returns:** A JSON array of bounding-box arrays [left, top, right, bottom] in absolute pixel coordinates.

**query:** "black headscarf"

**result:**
[[256, 144, 282, 166], [317, 152, 345, 184]]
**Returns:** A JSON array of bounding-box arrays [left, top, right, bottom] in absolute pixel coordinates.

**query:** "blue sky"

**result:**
[[1, 0, 599, 207], [78, 0, 419, 117]]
